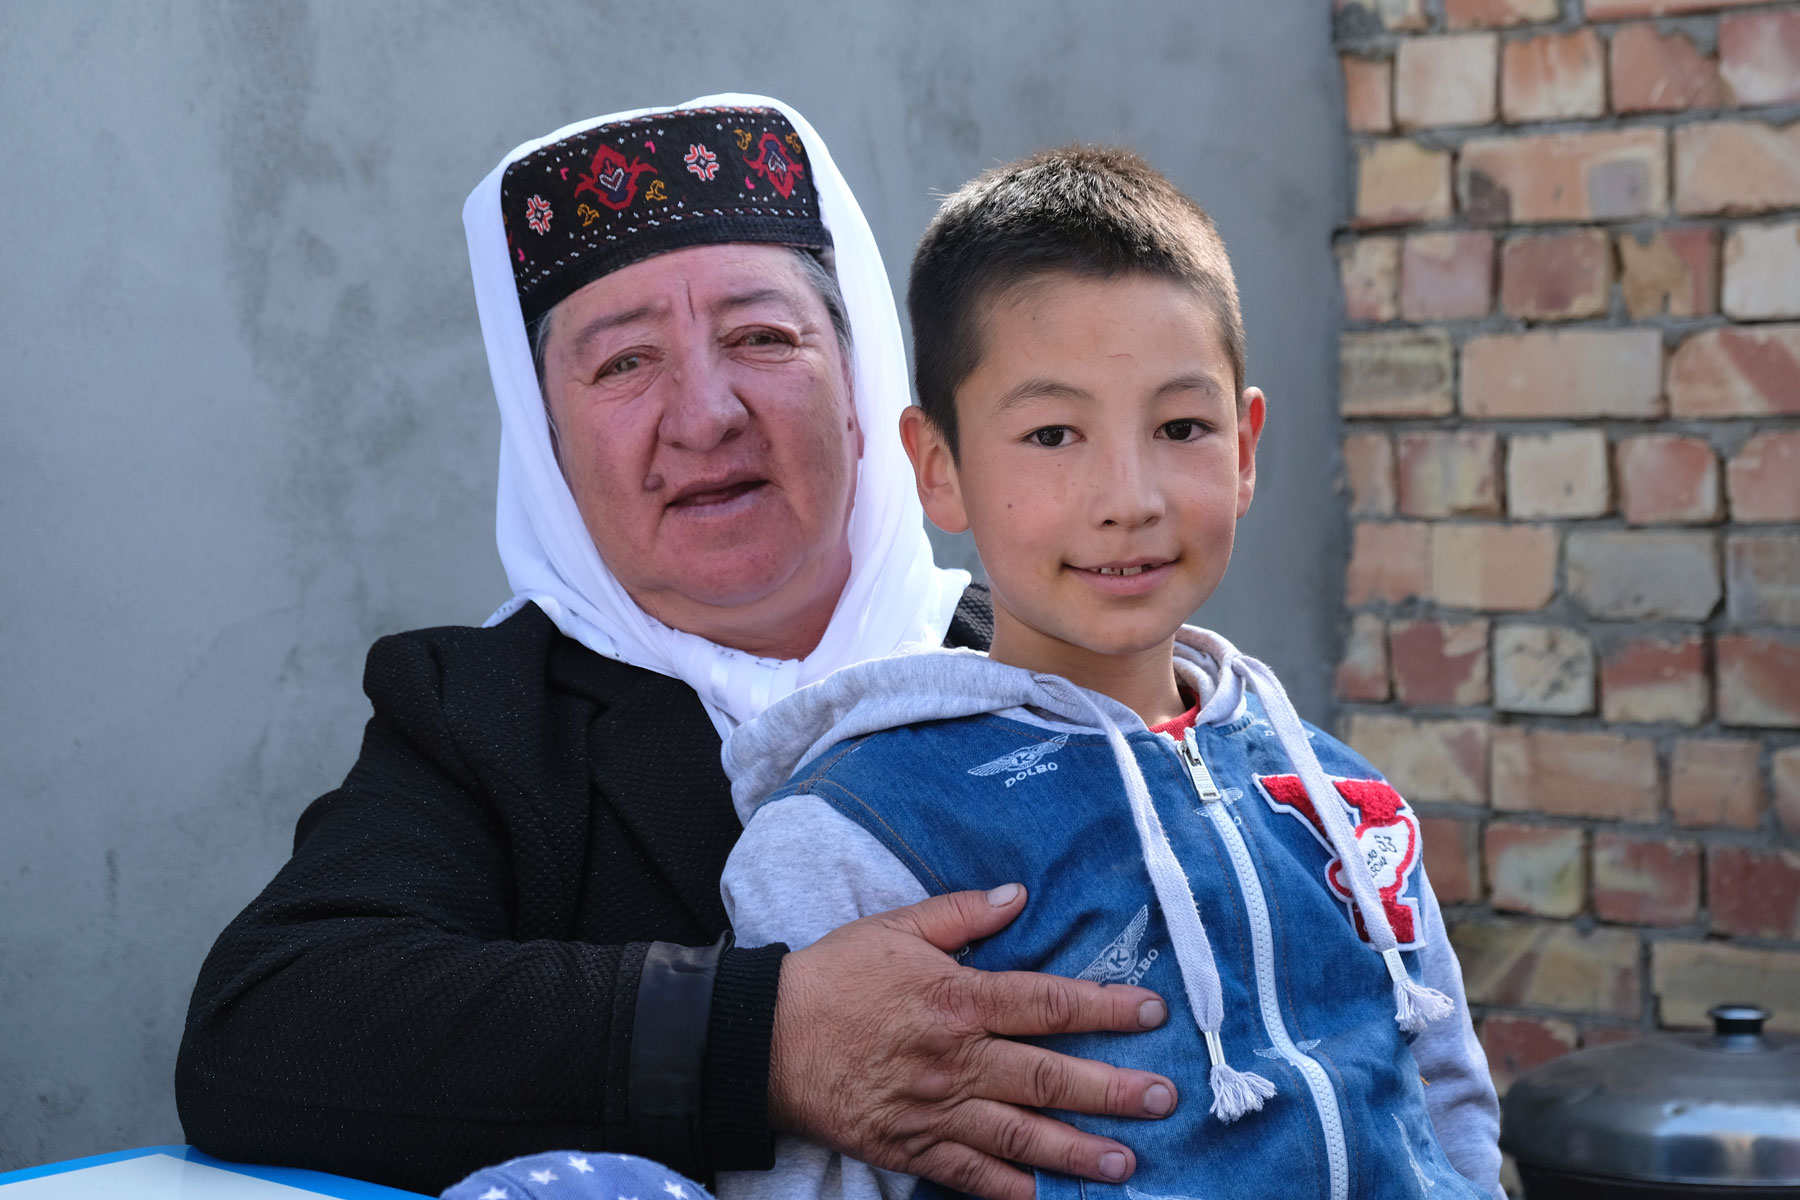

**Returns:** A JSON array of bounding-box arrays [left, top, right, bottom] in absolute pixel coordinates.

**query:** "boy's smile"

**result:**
[[903, 271, 1265, 724]]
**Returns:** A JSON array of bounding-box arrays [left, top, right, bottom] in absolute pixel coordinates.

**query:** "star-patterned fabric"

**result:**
[[442, 1150, 714, 1200]]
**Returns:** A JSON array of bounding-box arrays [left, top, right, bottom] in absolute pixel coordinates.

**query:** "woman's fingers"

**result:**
[[769, 887, 1176, 1196], [966, 964, 1169, 1038], [961, 1034, 1178, 1119]]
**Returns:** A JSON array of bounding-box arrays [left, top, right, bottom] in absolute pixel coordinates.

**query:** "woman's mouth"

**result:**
[[667, 478, 767, 508]]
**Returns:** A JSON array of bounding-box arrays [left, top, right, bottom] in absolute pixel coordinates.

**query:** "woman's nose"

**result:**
[[657, 357, 749, 451]]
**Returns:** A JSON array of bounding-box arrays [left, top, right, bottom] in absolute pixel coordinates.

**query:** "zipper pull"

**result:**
[[1181, 727, 1223, 802]]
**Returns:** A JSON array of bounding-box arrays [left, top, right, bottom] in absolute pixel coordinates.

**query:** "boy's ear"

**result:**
[[1236, 387, 1267, 521], [899, 405, 970, 534]]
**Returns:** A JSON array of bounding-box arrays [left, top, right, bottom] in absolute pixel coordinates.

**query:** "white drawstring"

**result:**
[[1039, 678, 1276, 1121]]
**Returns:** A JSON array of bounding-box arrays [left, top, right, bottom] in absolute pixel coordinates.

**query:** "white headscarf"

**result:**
[[463, 93, 970, 736]]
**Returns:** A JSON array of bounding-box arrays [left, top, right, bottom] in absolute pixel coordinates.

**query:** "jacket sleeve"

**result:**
[[1412, 869, 1506, 1200], [716, 795, 930, 1200], [174, 628, 784, 1195]]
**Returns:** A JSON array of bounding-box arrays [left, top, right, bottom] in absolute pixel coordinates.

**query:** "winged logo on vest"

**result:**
[[1077, 904, 1154, 984], [966, 732, 1068, 777]]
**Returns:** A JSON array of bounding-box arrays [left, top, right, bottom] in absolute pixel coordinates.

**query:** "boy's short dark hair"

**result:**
[[908, 146, 1246, 458]]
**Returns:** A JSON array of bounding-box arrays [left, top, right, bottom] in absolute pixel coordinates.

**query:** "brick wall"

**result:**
[[1330, 0, 1800, 1128]]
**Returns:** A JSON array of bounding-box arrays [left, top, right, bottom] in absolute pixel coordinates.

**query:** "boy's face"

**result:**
[[902, 271, 1265, 682]]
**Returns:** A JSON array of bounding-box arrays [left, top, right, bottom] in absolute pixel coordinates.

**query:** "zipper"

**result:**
[[1180, 728, 1350, 1200]]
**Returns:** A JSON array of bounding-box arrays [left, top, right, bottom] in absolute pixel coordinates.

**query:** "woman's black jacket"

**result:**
[[176, 589, 992, 1195]]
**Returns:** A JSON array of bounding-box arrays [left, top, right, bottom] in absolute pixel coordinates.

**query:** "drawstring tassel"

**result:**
[[1205, 1029, 1276, 1122], [1385, 948, 1453, 1033]]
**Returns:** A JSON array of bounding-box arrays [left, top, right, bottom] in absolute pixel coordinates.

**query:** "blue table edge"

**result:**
[[0, 1145, 430, 1197]]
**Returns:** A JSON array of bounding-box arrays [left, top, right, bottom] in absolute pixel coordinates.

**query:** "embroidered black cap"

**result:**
[[500, 105, 830, 323]]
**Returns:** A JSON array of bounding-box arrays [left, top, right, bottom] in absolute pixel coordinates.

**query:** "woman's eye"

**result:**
[[1030, 426, 1072, 448], [602, 353, 642, 377], [1161, 419, 1204, 441], [740, 329, 789, 347]]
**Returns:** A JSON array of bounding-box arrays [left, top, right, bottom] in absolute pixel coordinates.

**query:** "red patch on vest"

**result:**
[[1255, 774, 1423, 947]]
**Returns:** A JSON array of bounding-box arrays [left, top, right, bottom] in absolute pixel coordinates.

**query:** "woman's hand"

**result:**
[[769, 883, 1177, 1200]]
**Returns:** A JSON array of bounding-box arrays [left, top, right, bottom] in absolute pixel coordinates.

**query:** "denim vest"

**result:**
[[758, 697, 1486, 1200]]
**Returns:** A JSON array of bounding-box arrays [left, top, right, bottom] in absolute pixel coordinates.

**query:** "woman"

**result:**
[[176, 95, 1175, 1200]]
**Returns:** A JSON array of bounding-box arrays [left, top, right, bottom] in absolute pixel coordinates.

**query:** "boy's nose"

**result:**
[[1095, 445, 1166, 529]]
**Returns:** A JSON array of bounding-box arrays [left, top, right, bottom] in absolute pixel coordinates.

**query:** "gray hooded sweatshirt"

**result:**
[[715, 628, 1502, 1200]]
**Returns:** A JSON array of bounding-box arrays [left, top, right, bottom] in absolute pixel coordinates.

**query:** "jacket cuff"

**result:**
[[699, 941, 787, 1172]]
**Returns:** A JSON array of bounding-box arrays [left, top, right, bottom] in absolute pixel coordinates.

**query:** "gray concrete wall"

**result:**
[[0, 1, 1346, 1170]]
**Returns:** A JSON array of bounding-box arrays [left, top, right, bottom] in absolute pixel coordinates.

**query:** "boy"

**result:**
[[716, 148, 1502, 1200]]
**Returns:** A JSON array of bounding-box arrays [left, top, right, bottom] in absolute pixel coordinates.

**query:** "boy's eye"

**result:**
[[1029, 426, 1072, 448], [1161, 419, 1205, 441]]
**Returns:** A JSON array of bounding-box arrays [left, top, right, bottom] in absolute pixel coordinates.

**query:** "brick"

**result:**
[[1503, 30, 1604, 123], [1454, 920, 1640, 1017], [1500, 228, 1613, 321], [1507, 431, 1611, 519], [1668, 325, 1800, 418], [1617, 435, 1722, 525], [1338, 236, 1400, 324], [1398, 431, 1503, 518], [1709, 846, 1800, 940], [1461, 129, 1667, 224], [1494, 624, 1596, 716], [1400, 231, 1495, 321], [1729, 534, 1800, 624], [1617, 227, 1718, 319], [1343, 433, 1397, 517], [1446, 0, 1557, 28], [1654, 941, 1800, 1033], [1340, 713, 1490, 805], [1728, 432, 1800, 522], [1463, 330, 1663, 419], [1717, 632, 1800, 727], [1601, 633, 1710, 725], [1341, 330, 1455, 417], [1581, 1026, 1643, 1048], [1674, 120, 1800, 216], [1593, 833, 1700, 926], [1420, 814, 1482, 904], [1610, 24, 1723, 114], [1719, 11, 1800, 107], [1336, 0, 1428, 33], [1722, 220, 1800, 320], [1490, 726, 1530, 812], [1589, 0, 1775, 16], [1486, 823, 1586, 917], [1346, 521, 1432, 604], [1775, 747, 1800, 836], [1490, 728, 1661, 821], [1567, 531, 1721, 621], [1396, 34, 1499, 129], [1670, 737, 1766, 828], [1356, 140, 1455, 227], [1390, 617, 1492, 706], [1482, 1015, 1578, 1095], [1337, 613, 1391, 702], [1343, 56, 1394, 135], [1432, 523, 1559, 611]]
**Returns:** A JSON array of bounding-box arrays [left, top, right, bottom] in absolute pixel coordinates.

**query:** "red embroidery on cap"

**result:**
[[744, 131, 805, 199], [574, 144, 657, 211], [684, 143, 719, 181]]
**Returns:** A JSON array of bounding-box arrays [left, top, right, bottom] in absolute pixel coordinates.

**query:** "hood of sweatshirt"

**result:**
[[723, 624, 1245, 826]]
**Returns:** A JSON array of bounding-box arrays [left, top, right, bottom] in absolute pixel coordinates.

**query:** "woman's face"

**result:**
[[539, 243, 862, 659]]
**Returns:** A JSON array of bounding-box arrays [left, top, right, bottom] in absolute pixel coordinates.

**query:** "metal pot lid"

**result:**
[[1500, 1006, 1800, 1186]]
